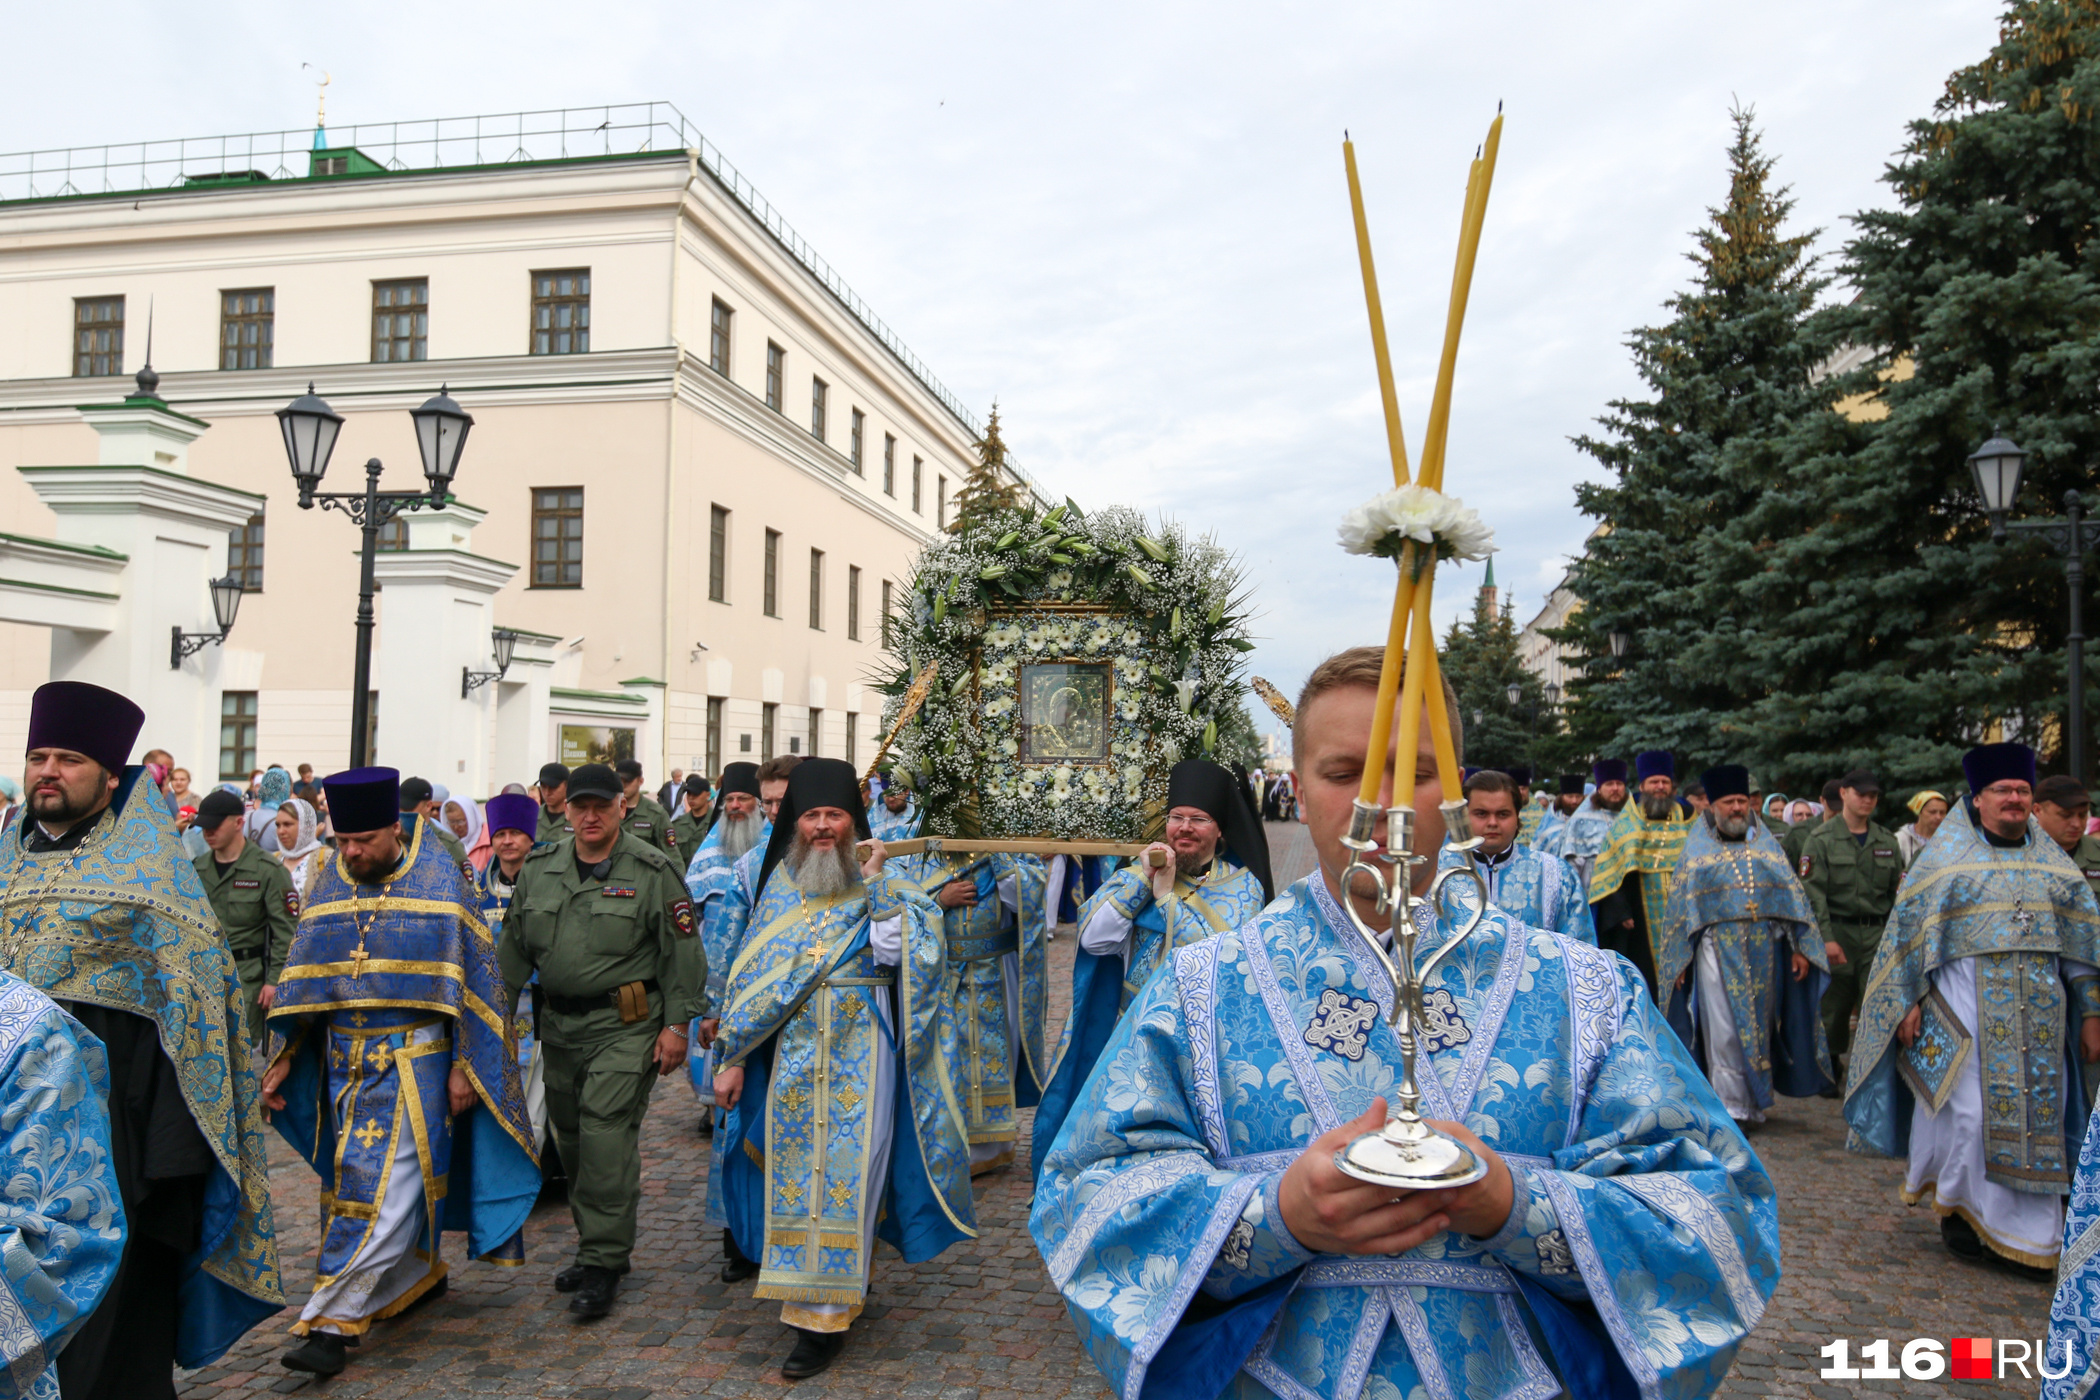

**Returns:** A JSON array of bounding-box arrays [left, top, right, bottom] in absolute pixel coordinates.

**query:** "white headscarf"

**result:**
[[276, 798, 323, 859], [443, 796, 483, 848]]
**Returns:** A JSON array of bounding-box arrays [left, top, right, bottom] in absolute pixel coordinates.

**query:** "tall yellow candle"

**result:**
[[1343, 137, 1412, 490], [1358, 551, 1417, 806], [1418, 113, 1503, 493]]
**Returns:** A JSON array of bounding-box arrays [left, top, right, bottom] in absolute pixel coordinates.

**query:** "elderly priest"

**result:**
[[711, 758, 974, 1380], [1658, 764, 1833, 1122], [262, 767, 538, 1377], [1032, 646, 1778, 1399], [1588, 749, 1694, 999], [1, 681, 283, 1399], [1846, 741, 2100, 1275], [1552, 757, 1626, 891], [1032, 758, 1274, 1175]]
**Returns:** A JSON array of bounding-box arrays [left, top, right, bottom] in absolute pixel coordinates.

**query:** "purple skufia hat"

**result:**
[[1634, 750, 1675, 782], [1961, 742, 2036, 793], [1592, 758, 1628, 784], [484, 792, 539, 839], [322, 767, 401, 834], [26, 681, 145, 775]]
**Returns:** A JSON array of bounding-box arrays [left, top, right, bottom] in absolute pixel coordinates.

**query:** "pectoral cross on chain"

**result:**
[[349, 942, 371, 978], [2011, 898, 2037, 937]]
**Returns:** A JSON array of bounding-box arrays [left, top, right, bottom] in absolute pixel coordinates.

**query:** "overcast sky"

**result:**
[[2, 1, 2003, 740]]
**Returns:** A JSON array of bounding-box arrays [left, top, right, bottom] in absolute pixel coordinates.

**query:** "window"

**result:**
[[761, 703, 777, 761], [709, 505, 729, 603], [847, 565, 862, 641], [710, 299, 733, 376], [532, 488, 584, 586], [911, 456, 923, 513], [938, 474, 949, 529], [845, 712, 858, 767], [531, 269, 590, 355], [811, 377, 828, 441], [881, 579, 894, 649], [807, 707, 822, 759], [377, 515, 407, 552], [226, 513, 265, 592], [849, 409, 865, 474], [219, 691, 258, 778], [883, 434, 896, 496], [765, 342, 784, 412], [220, 289, 273, 370], [73, 297, 123, 377], [808, 548, 824, 630], [372, 280, 428, 362], [762, 529, 781, 617], [706, 697, 724, 778]]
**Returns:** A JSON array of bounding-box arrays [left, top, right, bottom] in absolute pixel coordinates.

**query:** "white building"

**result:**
[[1516, 568, 1582, 696], [0, 103, 1031, 794]]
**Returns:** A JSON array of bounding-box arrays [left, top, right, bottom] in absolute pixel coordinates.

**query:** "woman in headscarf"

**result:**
[[1784, 798, 1822, 827], [272, 797, 330, 900], [442, 795, 491, 872], [1898, 789, 1950, 868], [1762, 793, 1789, 825], [247, 766, 294, 851]]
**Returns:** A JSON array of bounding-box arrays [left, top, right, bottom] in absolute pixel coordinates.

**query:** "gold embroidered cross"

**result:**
[[779, 1180, 805, 1209], [367, 1043, 393, 1073], [835, 1085, 862, 1113], [353, 1118, 384, 1149], [349, 1011, 368, 1028], [828, 1181, 853, 1208], [778, 1085, 809, 1117]]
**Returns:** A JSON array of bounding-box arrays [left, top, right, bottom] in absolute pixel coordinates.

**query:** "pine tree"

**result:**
[[1712, 0, 2100, 790], [1554, 107, 1840, 776], [1441, 565, 1561, 773], [949, 403, 1026, 531]]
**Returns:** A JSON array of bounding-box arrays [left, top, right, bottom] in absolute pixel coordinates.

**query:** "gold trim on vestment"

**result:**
[[1900, 1178, 2060, 1269], [778, 1300, 864, 1332]]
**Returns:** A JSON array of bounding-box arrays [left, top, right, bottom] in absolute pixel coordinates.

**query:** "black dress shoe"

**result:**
[[282, 1332, 351, 1375], [1943, 1213, 1985, 1260], [782, 1327, 846, 1379], [721, 1230, 759, 1283], [569, 1265, 619, 1320], [555, 1263, 587, 1292]]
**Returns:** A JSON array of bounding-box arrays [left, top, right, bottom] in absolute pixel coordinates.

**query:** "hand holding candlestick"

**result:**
[[1332, 797, 1491, 1190]]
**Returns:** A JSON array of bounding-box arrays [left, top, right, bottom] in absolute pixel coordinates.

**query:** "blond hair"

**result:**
[[1292, 645, 1465, 765]]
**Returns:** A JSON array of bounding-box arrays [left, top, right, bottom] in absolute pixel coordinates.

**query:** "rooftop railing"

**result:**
[[0, 101, 1040, 497]]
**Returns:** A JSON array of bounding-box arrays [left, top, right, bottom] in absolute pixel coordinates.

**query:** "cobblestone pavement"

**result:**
[[176, 823, 2056, 1397]]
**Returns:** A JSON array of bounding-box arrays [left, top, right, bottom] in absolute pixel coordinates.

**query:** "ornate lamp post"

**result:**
[[277, 384, 474, 769], [1968, 431, 2100, 783], [463, 628, 521, 698], [170, 574, 244, 668]]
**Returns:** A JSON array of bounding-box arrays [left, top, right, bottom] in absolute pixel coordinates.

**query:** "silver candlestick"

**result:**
[[1332, 795, 1491, 1190]]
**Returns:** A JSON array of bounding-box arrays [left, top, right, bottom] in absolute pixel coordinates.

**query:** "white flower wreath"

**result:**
[[1338, 483, 1496, 567]]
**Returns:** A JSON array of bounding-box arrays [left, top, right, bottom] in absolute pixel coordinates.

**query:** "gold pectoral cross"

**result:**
[[349, 941, 371, 978]]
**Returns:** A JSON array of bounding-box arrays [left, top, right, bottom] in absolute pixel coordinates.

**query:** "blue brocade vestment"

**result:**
[[2048, 1094, 2100, 1398], [0, 767, 283, 1368], [1031, 871, 1779, 1400], [1440, 843, 1596, 945]]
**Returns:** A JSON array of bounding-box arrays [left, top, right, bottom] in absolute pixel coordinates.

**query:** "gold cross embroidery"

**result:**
[[835, 1085, 862, 1114], [828, 1181, 853, 1209], [349, 1011, 369, 1028], [779, 1180, 805, 1209], [778, 1085, 809, 1117], [367, 1043, 393, 1073], [353, 1118, 384, 1149]]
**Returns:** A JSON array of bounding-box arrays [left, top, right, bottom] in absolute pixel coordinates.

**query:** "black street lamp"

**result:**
[[463, 628, 521, 698], [170, 574, 244, 668], [1607, 631, 1629, 662], [1968, 430, 2100, 783], [278, 383, 474, 769]]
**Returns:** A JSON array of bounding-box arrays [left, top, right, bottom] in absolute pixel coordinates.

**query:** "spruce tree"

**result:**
[[1442, 566, 1560, 773], [1555, 107, 1839, 775], [950, 403, 1026, 531], [1717, 0, 2100, 790]]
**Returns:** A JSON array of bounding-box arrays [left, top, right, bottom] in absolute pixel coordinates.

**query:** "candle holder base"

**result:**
[[1334, 1119, 1488, 1191]]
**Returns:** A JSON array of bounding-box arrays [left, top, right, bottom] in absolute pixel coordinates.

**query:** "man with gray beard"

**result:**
[[711, 758, 968, 1379], [1657, 764, 1834, 1121], [1588, 750, 1693, 1000]]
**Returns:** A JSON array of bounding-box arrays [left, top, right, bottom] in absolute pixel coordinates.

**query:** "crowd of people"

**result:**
[[6, 669, 2100, 1398]]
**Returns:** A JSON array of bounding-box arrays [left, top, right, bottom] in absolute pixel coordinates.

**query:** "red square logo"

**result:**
[[1951, 1337, 1992, 1380]]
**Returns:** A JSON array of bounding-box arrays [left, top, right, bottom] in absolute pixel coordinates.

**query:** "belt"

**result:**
[[950, 931, 1018, 962], [544, 979, 659, 1016]]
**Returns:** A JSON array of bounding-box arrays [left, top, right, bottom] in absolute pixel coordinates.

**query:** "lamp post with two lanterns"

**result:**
[[275, 384, 475, 770], [1506, 679, 1562, 770], [1967, 430, 2100, 785]]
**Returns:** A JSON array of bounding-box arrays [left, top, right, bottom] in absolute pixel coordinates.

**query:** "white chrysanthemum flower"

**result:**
[[1337, 483, 1496, 562]]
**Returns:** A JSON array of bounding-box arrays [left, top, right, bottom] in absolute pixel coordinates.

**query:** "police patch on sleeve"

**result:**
[[284, 889, 300, 919], [1799, 854, 1813, 879], [670, 897, 696, 939]]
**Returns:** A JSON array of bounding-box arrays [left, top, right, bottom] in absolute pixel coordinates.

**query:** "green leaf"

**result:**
[[1227, 638, 1256, 652]]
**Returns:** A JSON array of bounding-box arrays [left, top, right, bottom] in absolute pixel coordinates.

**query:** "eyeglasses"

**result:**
[[1165, 813, 1218, 831]]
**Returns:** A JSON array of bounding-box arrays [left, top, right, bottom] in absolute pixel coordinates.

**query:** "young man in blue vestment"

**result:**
[[1656, 765, 1832, 1123], [1845, 742, 2100, 1277], [1033, 760, 1275, 1175], [262, 768, 538, 1377], [870, 776, 923, 842], [1535, 773, 1584, 857], [712, 759, 973, 1380], [1032, 646, 1779, 1400], [3, 681, 284, 1400], [1441, 768, 1593, 944]]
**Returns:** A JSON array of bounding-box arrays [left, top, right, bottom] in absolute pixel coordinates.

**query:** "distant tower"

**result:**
[[1476, 555, 1499, 620]]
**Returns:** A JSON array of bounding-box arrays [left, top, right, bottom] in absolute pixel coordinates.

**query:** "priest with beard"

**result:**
[[711, 758, 971, 1380], [1535, 772, 1584, 855], [1657, 764, 1834, 1123], [1553, 758, 1626, 890], [1588, 749, 1693, 1000]]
